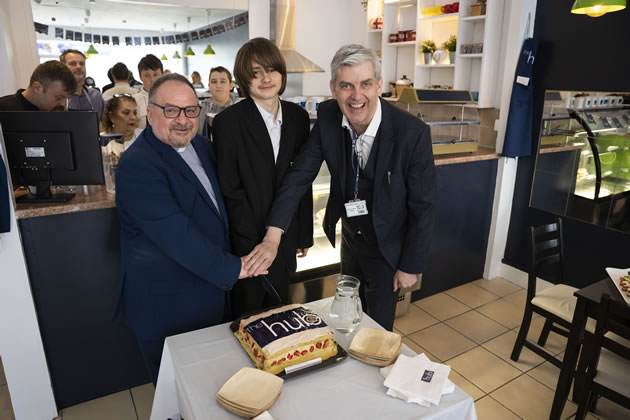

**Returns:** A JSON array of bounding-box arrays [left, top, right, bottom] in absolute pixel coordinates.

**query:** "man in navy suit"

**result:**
[[115, 73, 252, 384], [246, 45, 436, 331]]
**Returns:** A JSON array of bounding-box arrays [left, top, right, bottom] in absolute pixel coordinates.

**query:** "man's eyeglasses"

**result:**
[[113, 93, 133, 98], [150, 103, 202, 119]]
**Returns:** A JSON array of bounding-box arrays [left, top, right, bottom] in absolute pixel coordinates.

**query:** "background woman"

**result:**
[[100, 94, 142, 150], [191, 71, 204, 88]]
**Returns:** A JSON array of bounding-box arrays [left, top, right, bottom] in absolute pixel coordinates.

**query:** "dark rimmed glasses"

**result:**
[[150, 103, 202, 119]]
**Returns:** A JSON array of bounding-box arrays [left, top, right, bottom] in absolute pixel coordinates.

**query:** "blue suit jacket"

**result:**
[[115, 127, 240, 340]]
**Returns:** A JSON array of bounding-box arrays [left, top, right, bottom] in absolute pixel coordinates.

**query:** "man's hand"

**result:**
[[238, 257, 251, 279], [244, 227, 282, 277], [393, 269, 417, 292], [296, 248, 309, 258]]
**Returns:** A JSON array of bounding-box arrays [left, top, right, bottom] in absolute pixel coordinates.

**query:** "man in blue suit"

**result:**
[[115, 73, 252, 384]]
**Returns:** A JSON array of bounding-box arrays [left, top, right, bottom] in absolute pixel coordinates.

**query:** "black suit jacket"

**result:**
[[267, 98, 436, 274], [213, 98, 313, 259]]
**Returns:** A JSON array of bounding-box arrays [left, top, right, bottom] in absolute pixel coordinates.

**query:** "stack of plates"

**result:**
[[349, 327, 402, 366], [216, 367, 283, 418]]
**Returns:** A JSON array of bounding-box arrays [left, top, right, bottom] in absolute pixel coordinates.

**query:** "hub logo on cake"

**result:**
[[246, 307, 325, 347]]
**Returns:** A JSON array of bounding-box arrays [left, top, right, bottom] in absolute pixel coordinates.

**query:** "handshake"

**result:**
[[237, 227, 309, 279]]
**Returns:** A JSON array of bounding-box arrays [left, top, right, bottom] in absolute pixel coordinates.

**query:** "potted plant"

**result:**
[[420, 40, 437, 64], [443, 35, 457, 64]]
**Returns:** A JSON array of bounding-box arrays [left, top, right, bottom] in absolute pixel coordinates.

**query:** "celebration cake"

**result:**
[[234, 304, 338, 375]]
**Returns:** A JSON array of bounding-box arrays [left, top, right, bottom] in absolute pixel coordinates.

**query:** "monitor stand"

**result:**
[[15, 182, 75, 204]]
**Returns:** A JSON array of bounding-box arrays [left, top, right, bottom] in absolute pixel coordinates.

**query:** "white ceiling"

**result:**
[[31, 0, 244, 32]]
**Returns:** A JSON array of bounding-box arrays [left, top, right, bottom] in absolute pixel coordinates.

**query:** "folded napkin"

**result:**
[[381, 353, 451, 406]]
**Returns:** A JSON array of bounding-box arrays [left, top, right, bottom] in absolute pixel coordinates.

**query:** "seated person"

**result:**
[[100, 94, 142, 150], [196, 66, 238, 136], [0, 60, 76, 111]]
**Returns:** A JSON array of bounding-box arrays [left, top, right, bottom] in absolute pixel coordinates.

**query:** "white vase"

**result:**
[[449, 51, 456, 64]]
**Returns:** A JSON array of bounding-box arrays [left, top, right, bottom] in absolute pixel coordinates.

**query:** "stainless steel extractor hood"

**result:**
[[270, 0, 324, 73]]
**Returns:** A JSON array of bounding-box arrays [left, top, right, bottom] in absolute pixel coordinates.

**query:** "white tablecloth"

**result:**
[[150, 298, 477, 420]]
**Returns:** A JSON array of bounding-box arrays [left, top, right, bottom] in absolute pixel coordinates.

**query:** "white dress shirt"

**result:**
[[341, 99, 382, 169], [254, 100, 283, 162], [133, 89, 149, 129]]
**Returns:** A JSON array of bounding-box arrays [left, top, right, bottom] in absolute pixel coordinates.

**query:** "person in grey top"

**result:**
[[197, 66, 238, 137], [60, 49, 105, 120]]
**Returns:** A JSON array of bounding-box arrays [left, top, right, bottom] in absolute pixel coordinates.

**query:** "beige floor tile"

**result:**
[[476, 298, 526, 329], [527, 356, 563, 390], [60, 390, 137, 420], [393, 326, 403, 335], [566, 413, 599, 420], [448, 369, 485, 401], [401, 337, 439, 362], [503, 289, 529, 313], [490, 374, 578, 420], [473, 278, 522, 297], [0, 385, 15, 420], [474, 396, 520, 420], [407, 323, 477, 362], [521, 316, 568, 356], [393, 305, 439, 335], [590, 396, 630, 420], [0, 358, 6, 386], [131, 383, 155, 420], [482, 330, 546, 372], [445, 310, 508, 344], [413, 292, 471, 321], [445, 283, 500, 308], [447, 347, 522, 393]]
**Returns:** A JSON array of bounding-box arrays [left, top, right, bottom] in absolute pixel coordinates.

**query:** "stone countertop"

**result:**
[[15, 185, 115, 219], [14, 149, 500, 219]]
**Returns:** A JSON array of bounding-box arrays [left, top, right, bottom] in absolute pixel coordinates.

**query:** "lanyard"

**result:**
[[69, 86, 95, 111], [349, 128, 361, 200]]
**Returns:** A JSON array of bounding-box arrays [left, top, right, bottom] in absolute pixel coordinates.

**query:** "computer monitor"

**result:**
[[0, 111, 104, 203]]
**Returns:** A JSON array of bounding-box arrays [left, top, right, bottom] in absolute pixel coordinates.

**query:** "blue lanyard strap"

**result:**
[[349, 128, 360, 200]]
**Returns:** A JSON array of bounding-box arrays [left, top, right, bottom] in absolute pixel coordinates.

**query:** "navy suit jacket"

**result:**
[[267, 98, 436, 274], [115, 127, 240, 340]]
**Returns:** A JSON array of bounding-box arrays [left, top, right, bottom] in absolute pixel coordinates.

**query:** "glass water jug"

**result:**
[[329, 275, 363, 333]]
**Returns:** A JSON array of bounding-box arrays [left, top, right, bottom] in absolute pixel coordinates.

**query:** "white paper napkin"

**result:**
[[382, 353, 451, 406]]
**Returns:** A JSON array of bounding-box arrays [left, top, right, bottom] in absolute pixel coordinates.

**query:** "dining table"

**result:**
[[149, 297, 478, 420], [549, 278, 626, 420]]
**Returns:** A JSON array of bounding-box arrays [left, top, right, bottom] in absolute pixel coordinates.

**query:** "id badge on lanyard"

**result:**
[[345, 129, 368, 218]]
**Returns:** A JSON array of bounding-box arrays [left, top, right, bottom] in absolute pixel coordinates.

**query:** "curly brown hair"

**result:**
[[100, 94, 137, 132]]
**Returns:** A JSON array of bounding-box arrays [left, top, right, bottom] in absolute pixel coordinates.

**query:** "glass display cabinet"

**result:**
[[397, 88, 480, 155], [531, 90, 630, 233]]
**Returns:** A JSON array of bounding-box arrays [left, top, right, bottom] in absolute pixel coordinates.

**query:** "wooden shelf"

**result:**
[[461, 15, 487, 22], [416, 64, 455, 68], [386, 41, 416, 47], [418, 12, 459, 23]]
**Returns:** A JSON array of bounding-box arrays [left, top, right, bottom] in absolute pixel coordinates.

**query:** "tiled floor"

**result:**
[[1, 278, 630, 419]]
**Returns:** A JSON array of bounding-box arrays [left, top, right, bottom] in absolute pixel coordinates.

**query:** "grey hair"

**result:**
[[330, 44, 381, 86], [148, 72, 197, 103]]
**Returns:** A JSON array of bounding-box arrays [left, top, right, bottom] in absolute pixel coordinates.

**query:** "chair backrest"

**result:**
[[527, 218, 565, 298], [584, 293, 630, 384]]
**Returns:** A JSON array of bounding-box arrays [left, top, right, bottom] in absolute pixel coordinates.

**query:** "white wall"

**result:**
[[295, 0, 368, 96]]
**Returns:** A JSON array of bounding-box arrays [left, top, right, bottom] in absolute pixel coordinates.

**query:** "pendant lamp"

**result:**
[[203, 44, 216, 55], [85, 44, 98, 56], [160, 54, 168, 61], [571, 0, 626, 17], [173, 51, 182, 59], [184, 46, 195, 57]]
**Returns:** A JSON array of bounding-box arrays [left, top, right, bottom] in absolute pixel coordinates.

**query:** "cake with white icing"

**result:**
[[234, 304, 338, 375]]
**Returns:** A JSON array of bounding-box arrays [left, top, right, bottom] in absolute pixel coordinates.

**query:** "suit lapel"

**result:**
[[243, 98, 276, 166], [331, 105, 349, 201], [373, 98, 394, 196], [274, 101, 294, 190]]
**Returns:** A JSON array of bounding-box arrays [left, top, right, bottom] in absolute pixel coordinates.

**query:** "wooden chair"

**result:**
[[510, 218, 581, 367], [575, 293, 630, 419]]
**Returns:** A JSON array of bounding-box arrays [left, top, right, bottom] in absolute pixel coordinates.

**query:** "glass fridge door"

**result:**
[[296, 162, 342, 272]]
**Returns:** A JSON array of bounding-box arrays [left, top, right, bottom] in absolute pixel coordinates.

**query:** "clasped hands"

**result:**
[[240, 227, 304, 278]]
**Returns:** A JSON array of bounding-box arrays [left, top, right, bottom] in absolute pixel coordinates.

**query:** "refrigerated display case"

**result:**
[[531, 90, 630, 233], [295, 162, 342, 274]]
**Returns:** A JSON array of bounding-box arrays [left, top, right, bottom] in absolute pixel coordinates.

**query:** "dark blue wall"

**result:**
[[502, 1, 630, 288]]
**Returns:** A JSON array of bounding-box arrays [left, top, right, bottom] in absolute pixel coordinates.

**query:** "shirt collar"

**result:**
[[254, 99, 283, 127], [341, 98, 382, 138]]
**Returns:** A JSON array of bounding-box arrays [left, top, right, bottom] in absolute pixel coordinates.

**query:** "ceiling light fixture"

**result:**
[[203, 9, 216, 56], [173, 50, 181, 59], [571, 0, 626, 17], [184, 46, 195, 57], [160, 54, 168, 60]]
